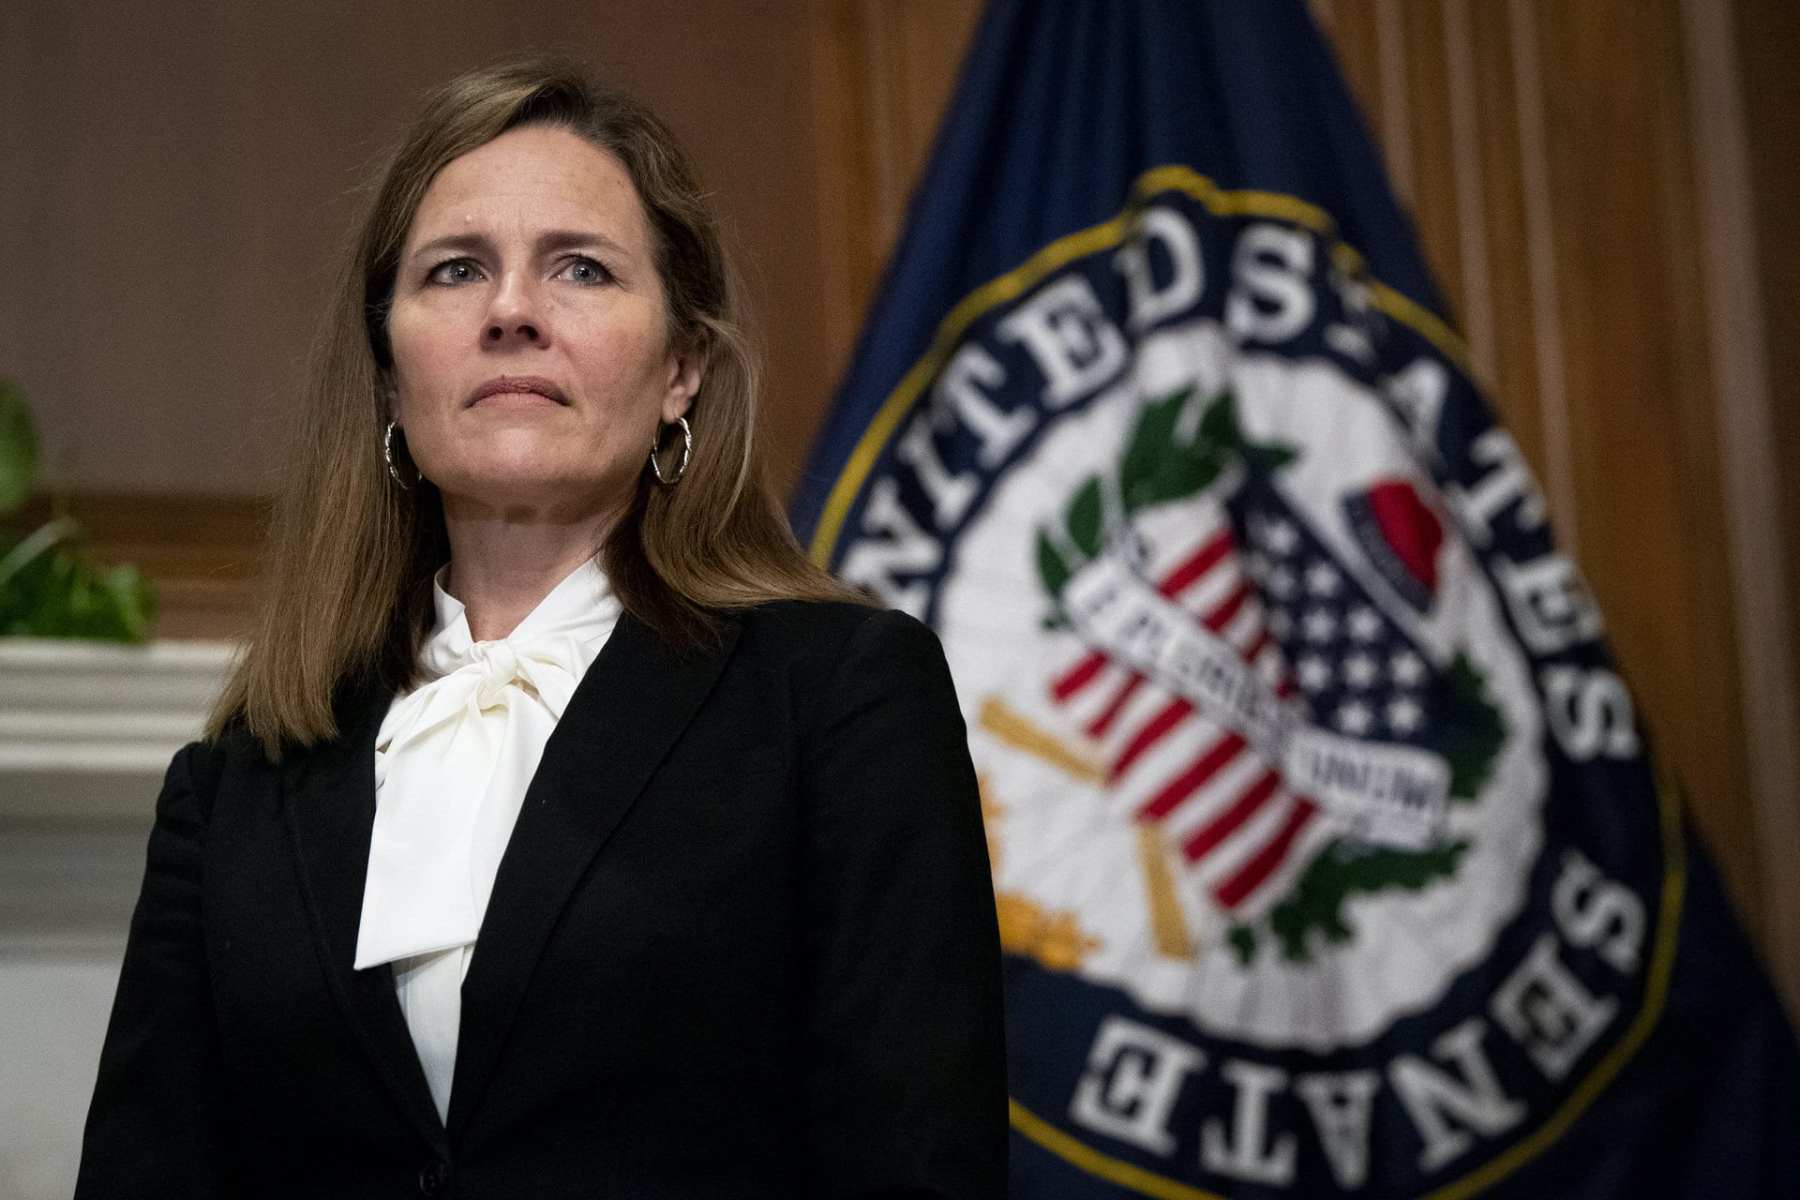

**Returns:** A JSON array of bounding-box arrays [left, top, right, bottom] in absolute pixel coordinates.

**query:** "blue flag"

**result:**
[[794, 1, 1800, 1194]]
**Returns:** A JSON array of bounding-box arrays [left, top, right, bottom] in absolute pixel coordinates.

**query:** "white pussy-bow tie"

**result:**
[[353, 559, 619, 972]]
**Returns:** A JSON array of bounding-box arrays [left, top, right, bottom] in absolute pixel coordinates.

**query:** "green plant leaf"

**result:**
[[0, 528, 157, 643], [1122, 388, 1230, 513], [1066, 477, 1105, 559], [1197, 386, 1241, 446], [1242, 442, 1299, 476], [1035, 527, 1072, 600], [1441, 653, 1506, 800], [99, 564, 156, 641], [1239, 837, 1469, 965], [1118, 390, 1297, 515], [0, 379, 38, 516], [1118, 385, 1192, 505]]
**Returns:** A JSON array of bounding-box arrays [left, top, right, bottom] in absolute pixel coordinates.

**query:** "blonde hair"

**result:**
[[208, 56, 861, 760]]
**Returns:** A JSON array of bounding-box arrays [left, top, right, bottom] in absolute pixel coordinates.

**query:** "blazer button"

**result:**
[[418, 1160, 451, 1196]]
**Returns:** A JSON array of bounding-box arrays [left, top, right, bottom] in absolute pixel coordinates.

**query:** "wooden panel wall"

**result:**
[[6, 0, 1794, 1007], [1734, 0, 1800, 896], [804, 0, 984, 442]]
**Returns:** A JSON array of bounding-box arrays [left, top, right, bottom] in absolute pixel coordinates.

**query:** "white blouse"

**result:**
[[352, 556, 620, 1124]]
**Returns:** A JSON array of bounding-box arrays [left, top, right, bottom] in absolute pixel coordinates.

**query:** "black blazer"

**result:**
[[75, 601, 1007, 1198]]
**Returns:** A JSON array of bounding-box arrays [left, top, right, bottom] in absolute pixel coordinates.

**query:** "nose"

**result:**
[[482, 276, 545, 347], [485, 316, 541, 345]]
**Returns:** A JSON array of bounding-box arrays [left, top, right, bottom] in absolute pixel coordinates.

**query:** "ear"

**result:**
[[661, 344, 702, 425], [380, 371, 401, 423]]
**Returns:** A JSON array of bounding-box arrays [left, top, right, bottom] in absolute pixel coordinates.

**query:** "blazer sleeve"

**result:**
[[799, 607, 1008, 1198], [75, 740, 241, 1199]]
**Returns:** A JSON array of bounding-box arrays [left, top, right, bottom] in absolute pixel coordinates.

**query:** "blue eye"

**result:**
[[426, 258, 482, 286], [561, 256, 612, 285]]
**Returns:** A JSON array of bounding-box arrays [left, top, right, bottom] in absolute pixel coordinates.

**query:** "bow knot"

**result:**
[[398, 632, 586, 750], [468, 640, 525, 709]]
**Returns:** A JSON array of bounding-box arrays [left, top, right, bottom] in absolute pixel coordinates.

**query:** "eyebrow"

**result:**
[[407, 229, 632, 262]]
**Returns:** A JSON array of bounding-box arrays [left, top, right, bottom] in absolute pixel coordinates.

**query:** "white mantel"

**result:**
[[1, 635, 237, 945], [0, 637, 237, 821]]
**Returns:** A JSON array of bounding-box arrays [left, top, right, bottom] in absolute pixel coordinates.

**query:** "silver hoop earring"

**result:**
[[384, 420, 420, 489], [649, 415, 691, 485]]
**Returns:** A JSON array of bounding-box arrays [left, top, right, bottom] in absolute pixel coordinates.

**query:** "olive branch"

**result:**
[[1035, 385, 1295, 624]]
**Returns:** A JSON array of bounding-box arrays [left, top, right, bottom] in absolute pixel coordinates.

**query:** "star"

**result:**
[[1305, 561, 1343, 597], [1334, 700, 1375, 735], [1391, 650, 1427, 687], [1297, 654, 1333, 692], [1387, 696, 1424, 734], [1267, 565, 1298, 599], [1347, 606, 1382, 642], [1302, 607, 1338, 643], [1245, 553, 1271, 583], [1266, 607, 1292, 639], [1343, 653, 1378, 689], [1262, 518, 1300, 557]]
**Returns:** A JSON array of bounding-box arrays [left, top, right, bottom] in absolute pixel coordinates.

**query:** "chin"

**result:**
[[434, 462, 622, 517], [460, 441, 570, 483]]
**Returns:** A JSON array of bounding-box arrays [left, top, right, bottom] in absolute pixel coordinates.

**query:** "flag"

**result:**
[[793, 1, 1800, 1195]]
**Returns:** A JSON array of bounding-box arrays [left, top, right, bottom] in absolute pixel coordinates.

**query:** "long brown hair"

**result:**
[[207, 56, 861, 760]]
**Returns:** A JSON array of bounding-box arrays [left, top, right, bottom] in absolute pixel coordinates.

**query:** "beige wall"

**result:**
[[0, 1, 836, 496]]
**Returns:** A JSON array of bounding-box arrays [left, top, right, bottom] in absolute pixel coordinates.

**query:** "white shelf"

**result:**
[[0, 638, 236, 820]]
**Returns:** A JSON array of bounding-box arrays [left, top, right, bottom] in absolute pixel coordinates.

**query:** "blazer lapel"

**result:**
[[446, 610, 741, 1137], [282, 673, 447, 1151]]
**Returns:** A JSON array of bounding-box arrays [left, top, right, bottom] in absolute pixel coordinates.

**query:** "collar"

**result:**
[[418, 556, 619, 682]]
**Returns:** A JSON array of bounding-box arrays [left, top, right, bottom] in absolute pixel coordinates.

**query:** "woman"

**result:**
[[76, 57, 1006, 1198]]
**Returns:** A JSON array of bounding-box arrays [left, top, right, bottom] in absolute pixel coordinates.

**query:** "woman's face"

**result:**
[[385, 124, 698, 518]]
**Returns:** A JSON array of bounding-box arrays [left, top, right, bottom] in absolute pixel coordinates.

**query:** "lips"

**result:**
[[467, 375, 568, 407]]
